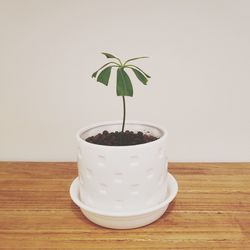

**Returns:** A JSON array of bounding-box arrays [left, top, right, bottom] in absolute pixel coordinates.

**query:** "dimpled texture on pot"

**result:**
[[77, 121, 168, 213]]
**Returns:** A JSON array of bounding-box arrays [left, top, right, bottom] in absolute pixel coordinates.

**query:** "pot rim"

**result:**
[[76, 120, 168, 149]]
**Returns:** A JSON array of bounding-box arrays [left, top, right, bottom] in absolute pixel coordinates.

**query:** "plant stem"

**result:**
[[122, 96, 126, 133], [120, 96, 126, 145]]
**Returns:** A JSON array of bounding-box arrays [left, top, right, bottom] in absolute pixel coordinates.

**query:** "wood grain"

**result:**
[[0, 162, 249, 249]]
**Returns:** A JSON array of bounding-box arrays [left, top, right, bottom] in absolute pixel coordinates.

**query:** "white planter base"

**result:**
[[70, 173, 178, 229]]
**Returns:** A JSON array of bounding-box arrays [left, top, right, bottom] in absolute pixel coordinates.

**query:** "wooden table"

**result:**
[[0, 162, 249, 249]]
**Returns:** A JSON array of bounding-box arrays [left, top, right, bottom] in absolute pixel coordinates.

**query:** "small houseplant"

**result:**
[[89, 52, 156, 146], [71, 53, 178, 229]]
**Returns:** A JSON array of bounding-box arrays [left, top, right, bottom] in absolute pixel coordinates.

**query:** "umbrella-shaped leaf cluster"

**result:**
[[92, 52, 151, 97]]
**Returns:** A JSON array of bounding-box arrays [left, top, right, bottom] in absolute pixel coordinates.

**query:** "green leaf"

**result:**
[[92, 62, 115, 78], [97, 66, 112, 85], [128, 65, 151, 78], [102, 52, 118, 59], [92, 71, 98, 78], [124, 56, 148, 65], [116, 68, 133, 96], [131, 68, 148, 85]]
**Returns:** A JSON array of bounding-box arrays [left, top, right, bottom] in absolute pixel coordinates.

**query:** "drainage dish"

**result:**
[[70, 173, 178, 229]]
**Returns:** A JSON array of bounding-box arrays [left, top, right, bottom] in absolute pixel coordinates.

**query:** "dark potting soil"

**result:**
[[85, 130, 158, 146]]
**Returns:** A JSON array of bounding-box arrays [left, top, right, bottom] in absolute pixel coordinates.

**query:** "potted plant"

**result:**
[[70, 52, 178, 229]]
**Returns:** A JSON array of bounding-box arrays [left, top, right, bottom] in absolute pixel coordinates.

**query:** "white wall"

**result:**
[[0, 0, 249, 162]]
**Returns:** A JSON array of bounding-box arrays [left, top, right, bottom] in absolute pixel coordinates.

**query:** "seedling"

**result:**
[[92, 52, 151, 136]]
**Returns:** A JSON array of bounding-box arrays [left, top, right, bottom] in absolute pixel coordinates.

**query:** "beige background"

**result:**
[[0, 0, 249, 161]]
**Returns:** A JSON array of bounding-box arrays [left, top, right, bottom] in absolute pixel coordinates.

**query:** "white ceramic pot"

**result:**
[[76, 121, 168, 214]]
